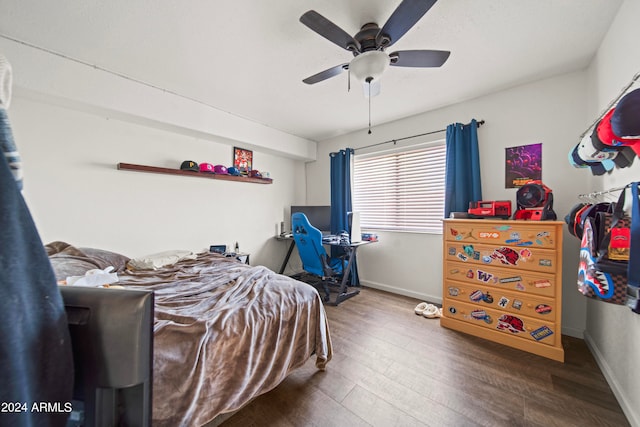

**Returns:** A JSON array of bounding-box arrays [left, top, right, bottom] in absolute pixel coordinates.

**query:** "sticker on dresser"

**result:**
[[445, 301, 558, 345], [445, 223, 556, 248], [497, 296, 510, 308], [469, 289, 494, 303], [445, 263, 556, 297], [469, 309, 492, 324], [443, 281, 555, 320], [445, 242, 556, 273], [496, 314, 525, 334], [530, 326, 554, 341]]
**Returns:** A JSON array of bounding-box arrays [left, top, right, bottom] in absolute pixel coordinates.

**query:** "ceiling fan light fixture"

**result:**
[[350, 51, 389, 83], [362, 78, 381, 98]]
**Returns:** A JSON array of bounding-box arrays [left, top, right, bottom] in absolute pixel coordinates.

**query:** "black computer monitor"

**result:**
[[59, 286, 154, 427], [291, 205, 332, 232]]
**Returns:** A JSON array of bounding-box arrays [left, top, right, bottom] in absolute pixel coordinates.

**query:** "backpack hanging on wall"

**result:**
[[576, 182, 640, 312], [578, 216, 628, 305], [594, 185, 631, 274]]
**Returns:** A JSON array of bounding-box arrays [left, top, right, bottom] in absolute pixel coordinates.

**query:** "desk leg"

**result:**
[[329, 247, 360, 306], [278, 240, 296, 274]]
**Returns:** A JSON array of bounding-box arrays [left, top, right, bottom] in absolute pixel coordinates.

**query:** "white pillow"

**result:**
[[128, 250, 197, 270]]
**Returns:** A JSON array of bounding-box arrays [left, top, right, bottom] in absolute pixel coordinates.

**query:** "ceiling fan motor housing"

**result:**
[[354, 23, 385, 52]]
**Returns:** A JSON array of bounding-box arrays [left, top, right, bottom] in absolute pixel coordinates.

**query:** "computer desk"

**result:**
[[275, 234, 375, 306], [325, 239, 373, 305], [275, 234, 296, 275]]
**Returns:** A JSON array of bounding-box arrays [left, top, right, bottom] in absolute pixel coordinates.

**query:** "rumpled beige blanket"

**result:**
[[118, 253, 332, 427]]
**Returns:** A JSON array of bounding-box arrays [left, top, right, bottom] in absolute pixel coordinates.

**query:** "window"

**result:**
[[353, 141, 446, 233]]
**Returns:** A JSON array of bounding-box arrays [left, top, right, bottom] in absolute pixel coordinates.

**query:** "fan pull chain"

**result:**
[[366, 77, 373, 134]]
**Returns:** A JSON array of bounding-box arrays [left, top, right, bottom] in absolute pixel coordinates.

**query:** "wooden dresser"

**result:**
[[440, 219, 564, 362]]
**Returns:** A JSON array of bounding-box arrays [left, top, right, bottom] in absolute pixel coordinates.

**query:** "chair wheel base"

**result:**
[[289, 272, 359, 306], [326, 289, 360, 306]]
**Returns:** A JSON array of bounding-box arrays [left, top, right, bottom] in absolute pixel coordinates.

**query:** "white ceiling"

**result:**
[[0, 0, 622, 142]]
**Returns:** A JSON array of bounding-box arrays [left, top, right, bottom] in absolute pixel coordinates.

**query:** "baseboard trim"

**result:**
[[360, 279, 442, 305], [560, 326, 583, 339], [584, 331, 639, 427]]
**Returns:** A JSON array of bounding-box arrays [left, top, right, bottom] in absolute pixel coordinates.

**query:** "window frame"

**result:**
[[352, 139, 446, 234]]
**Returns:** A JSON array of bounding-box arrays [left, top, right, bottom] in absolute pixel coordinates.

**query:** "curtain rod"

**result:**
[[353, 119, 485, 152]]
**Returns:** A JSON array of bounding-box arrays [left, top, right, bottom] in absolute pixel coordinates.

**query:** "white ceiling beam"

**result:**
[[0, 38, 317, 161]]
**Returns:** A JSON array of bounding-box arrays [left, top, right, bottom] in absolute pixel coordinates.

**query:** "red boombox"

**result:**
[[468, 200, 512, 219]]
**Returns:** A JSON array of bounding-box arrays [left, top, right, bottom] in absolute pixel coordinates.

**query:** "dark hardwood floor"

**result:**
[[221, 287, 629, 427]]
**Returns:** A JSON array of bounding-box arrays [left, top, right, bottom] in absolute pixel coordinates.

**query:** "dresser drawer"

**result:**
[[444, 221, 558, 249], [444, 261, 557, 298], [442, 299, 558, 346], [444, 280, 556, 321], [444, 241, 557, 273]]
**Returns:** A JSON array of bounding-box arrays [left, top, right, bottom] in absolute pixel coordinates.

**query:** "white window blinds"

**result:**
[[353, 141, 446, 233]]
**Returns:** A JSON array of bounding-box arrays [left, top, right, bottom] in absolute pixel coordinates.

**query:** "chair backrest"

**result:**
[[292, 212, 328, 277]]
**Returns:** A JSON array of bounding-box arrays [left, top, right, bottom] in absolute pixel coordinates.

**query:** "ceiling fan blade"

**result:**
[[389, 50, 450, 67], [303, 64, 349, 85], [300, 10, 360, 52], [377, 0, 438, 48]]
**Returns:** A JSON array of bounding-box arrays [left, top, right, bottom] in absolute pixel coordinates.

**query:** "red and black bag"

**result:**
[[578, 216, 628, 305], [596, 188, 631, 269], [578, 182, 640, 311]]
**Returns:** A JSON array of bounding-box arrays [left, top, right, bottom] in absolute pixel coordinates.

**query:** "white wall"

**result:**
[[9, 95, 307, 272], [583, 1, 640, 425], [1, 33, 315, 273], [307, 70, 591, 338]]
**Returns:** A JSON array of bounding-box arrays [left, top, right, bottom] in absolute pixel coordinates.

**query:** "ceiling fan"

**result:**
[[300, 0, 450, 97]]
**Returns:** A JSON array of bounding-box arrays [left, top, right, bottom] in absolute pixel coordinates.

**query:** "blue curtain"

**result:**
[[330, 148, 358, 286], [445, 119, 482, 218], [330, 149, 353, 235]]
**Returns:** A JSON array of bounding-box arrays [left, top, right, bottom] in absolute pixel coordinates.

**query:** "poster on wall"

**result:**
[[233, 147, 253, 173], [505, 143, 542, 188]]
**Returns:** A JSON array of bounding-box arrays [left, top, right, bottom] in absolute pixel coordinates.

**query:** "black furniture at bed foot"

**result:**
[[60, 286, 154, 427]]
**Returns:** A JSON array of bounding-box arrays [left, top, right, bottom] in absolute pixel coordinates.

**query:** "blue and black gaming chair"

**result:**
[[292, 212, 346, 301]]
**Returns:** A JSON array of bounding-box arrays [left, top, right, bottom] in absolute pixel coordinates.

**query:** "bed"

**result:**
[[45, 241, 332, 427]]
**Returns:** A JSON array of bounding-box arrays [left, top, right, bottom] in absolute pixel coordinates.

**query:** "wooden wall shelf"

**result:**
[[117, 163, 273, 184]]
